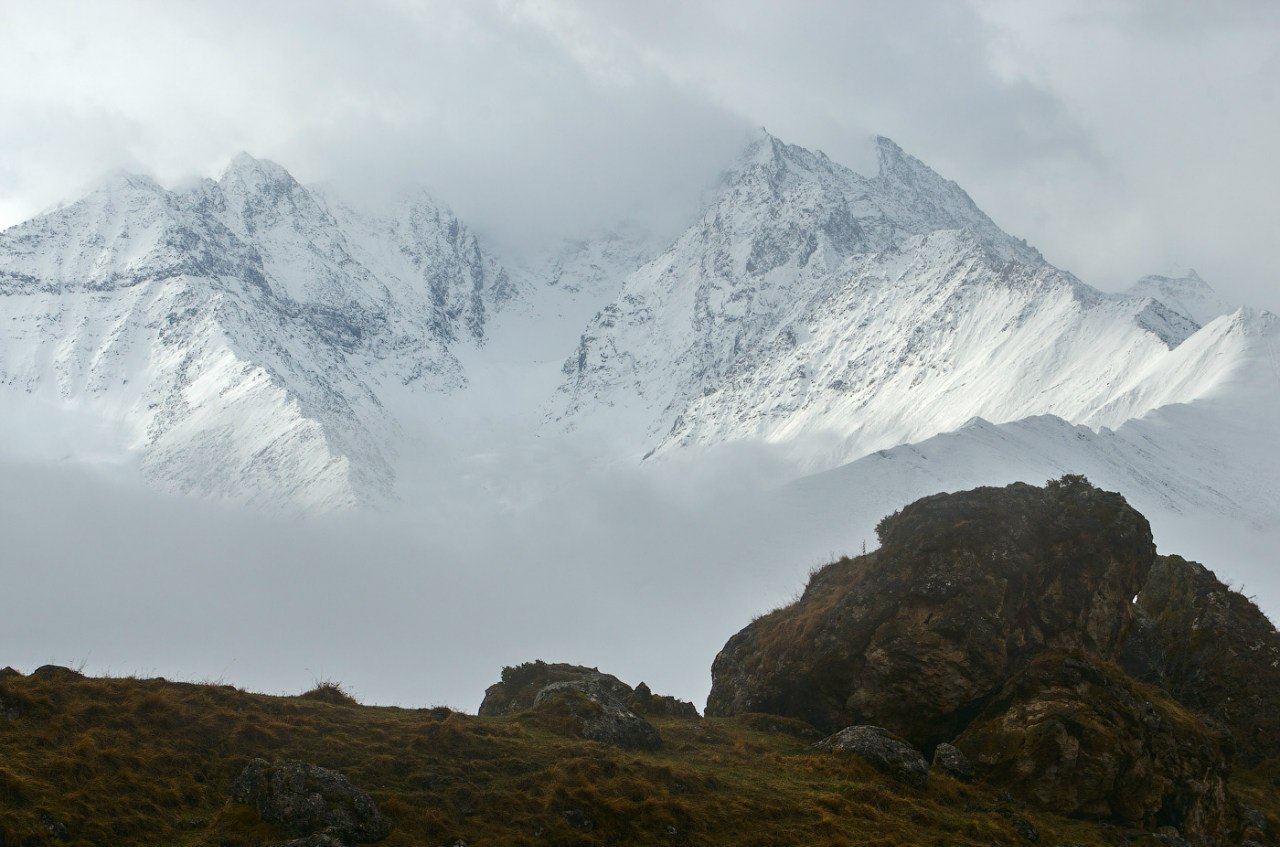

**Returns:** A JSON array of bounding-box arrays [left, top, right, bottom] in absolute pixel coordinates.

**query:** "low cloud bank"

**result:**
[[3, 433, 1275, 712]]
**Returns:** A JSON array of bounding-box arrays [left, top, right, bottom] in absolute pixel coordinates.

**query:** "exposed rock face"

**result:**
[[629, 682, 700, 719], [532, 678, 663, 751], [703, 478, 1271, 839], [478, 661, 669, 750], [707, 478, 1153, 747], [1121, 555, 1280, 766], [230, 759, 391, 844], [478, 662, 632, 717], [810, 725, 929, 789], [954, 654, 1231, 840]]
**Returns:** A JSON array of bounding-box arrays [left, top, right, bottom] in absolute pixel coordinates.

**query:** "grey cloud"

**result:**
[[0, 449, 823, 711], [2, 1, 1276, 309]]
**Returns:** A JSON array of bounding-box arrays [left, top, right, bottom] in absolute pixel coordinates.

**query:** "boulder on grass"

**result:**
[[230, 759, 391, 844], [532, 677, 662, 750], [479, 662, 632, 716], [810, 725, 929, 789], [479, 661, 674, 749]]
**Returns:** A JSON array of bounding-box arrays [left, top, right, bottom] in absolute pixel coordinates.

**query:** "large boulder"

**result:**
[[810, 725, 929, 789], [1121, 555, 1280, 766], [629, 681, 700, 718], [531, 677, 663, 750], [478, 662, 633, 716], [230, 759, 391, 844], [954, 654, 1232, 840], [479, 661, 666, 750], [707, 477, 1154, 747]]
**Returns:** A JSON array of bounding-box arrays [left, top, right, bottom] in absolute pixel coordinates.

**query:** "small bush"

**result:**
[[298, 680, 359, 706]]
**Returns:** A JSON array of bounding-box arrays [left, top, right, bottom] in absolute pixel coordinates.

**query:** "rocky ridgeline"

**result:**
[[706, 476, 1280, 844]]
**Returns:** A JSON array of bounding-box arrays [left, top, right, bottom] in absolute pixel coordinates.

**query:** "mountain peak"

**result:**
[[873, 134, 904, 158], [94, 169, 166, 196], [1127, 271, 1229, 327], [219, 152, 299, 193], [733, 127, 797, 170], [873, 135, 947, 187]]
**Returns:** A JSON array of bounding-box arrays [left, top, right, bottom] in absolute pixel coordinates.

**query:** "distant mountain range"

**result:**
[[1, 130, 1275, 545]]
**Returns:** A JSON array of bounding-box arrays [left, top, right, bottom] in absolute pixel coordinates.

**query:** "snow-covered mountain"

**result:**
[[549, 131, 1247, 476], [0, 154, 518, 509], [0, 130, 1274, 530], [777, 306, 1280, 569]]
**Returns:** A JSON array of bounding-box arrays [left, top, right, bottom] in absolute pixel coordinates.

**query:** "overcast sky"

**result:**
[[1, 1, 1278, 309]]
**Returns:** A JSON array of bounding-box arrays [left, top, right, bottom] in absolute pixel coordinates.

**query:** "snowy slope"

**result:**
[[0, 131, 1274, 523], [778, 307, 1280, 566], [0, 156, 521, 508], [550, 130, 1215, 473]]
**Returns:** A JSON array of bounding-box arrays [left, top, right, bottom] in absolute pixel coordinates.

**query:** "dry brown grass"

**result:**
[[0, 668, 1275, 846]]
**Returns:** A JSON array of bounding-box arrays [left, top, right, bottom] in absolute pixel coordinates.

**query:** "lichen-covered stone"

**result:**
[[478, 662, 632, 716], [479, 661, 684, 749], [230, 759, 391, 844], [810, 725, 929, 789], [531, 677, 662, 750]]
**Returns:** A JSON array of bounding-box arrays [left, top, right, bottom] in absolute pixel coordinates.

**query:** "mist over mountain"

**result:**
[[1, 128, 1277, 706]]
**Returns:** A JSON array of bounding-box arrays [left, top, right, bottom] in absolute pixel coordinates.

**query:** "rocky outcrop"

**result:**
[[1121, 555, 1280, 766], [702, 478, 1280, 840], [479, 662, 633, 717], [230, 759, 391, 845], [531, 677, 663, 750], [479, 661, 671, 750], [954, 654, 1231, 840], [810, 725, 929, 789], [628, 682, 700, 719], [707, 477, 1153, 747]]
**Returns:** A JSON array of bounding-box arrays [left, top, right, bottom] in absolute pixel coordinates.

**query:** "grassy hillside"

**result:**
[[2, 667, 1276, 846]]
